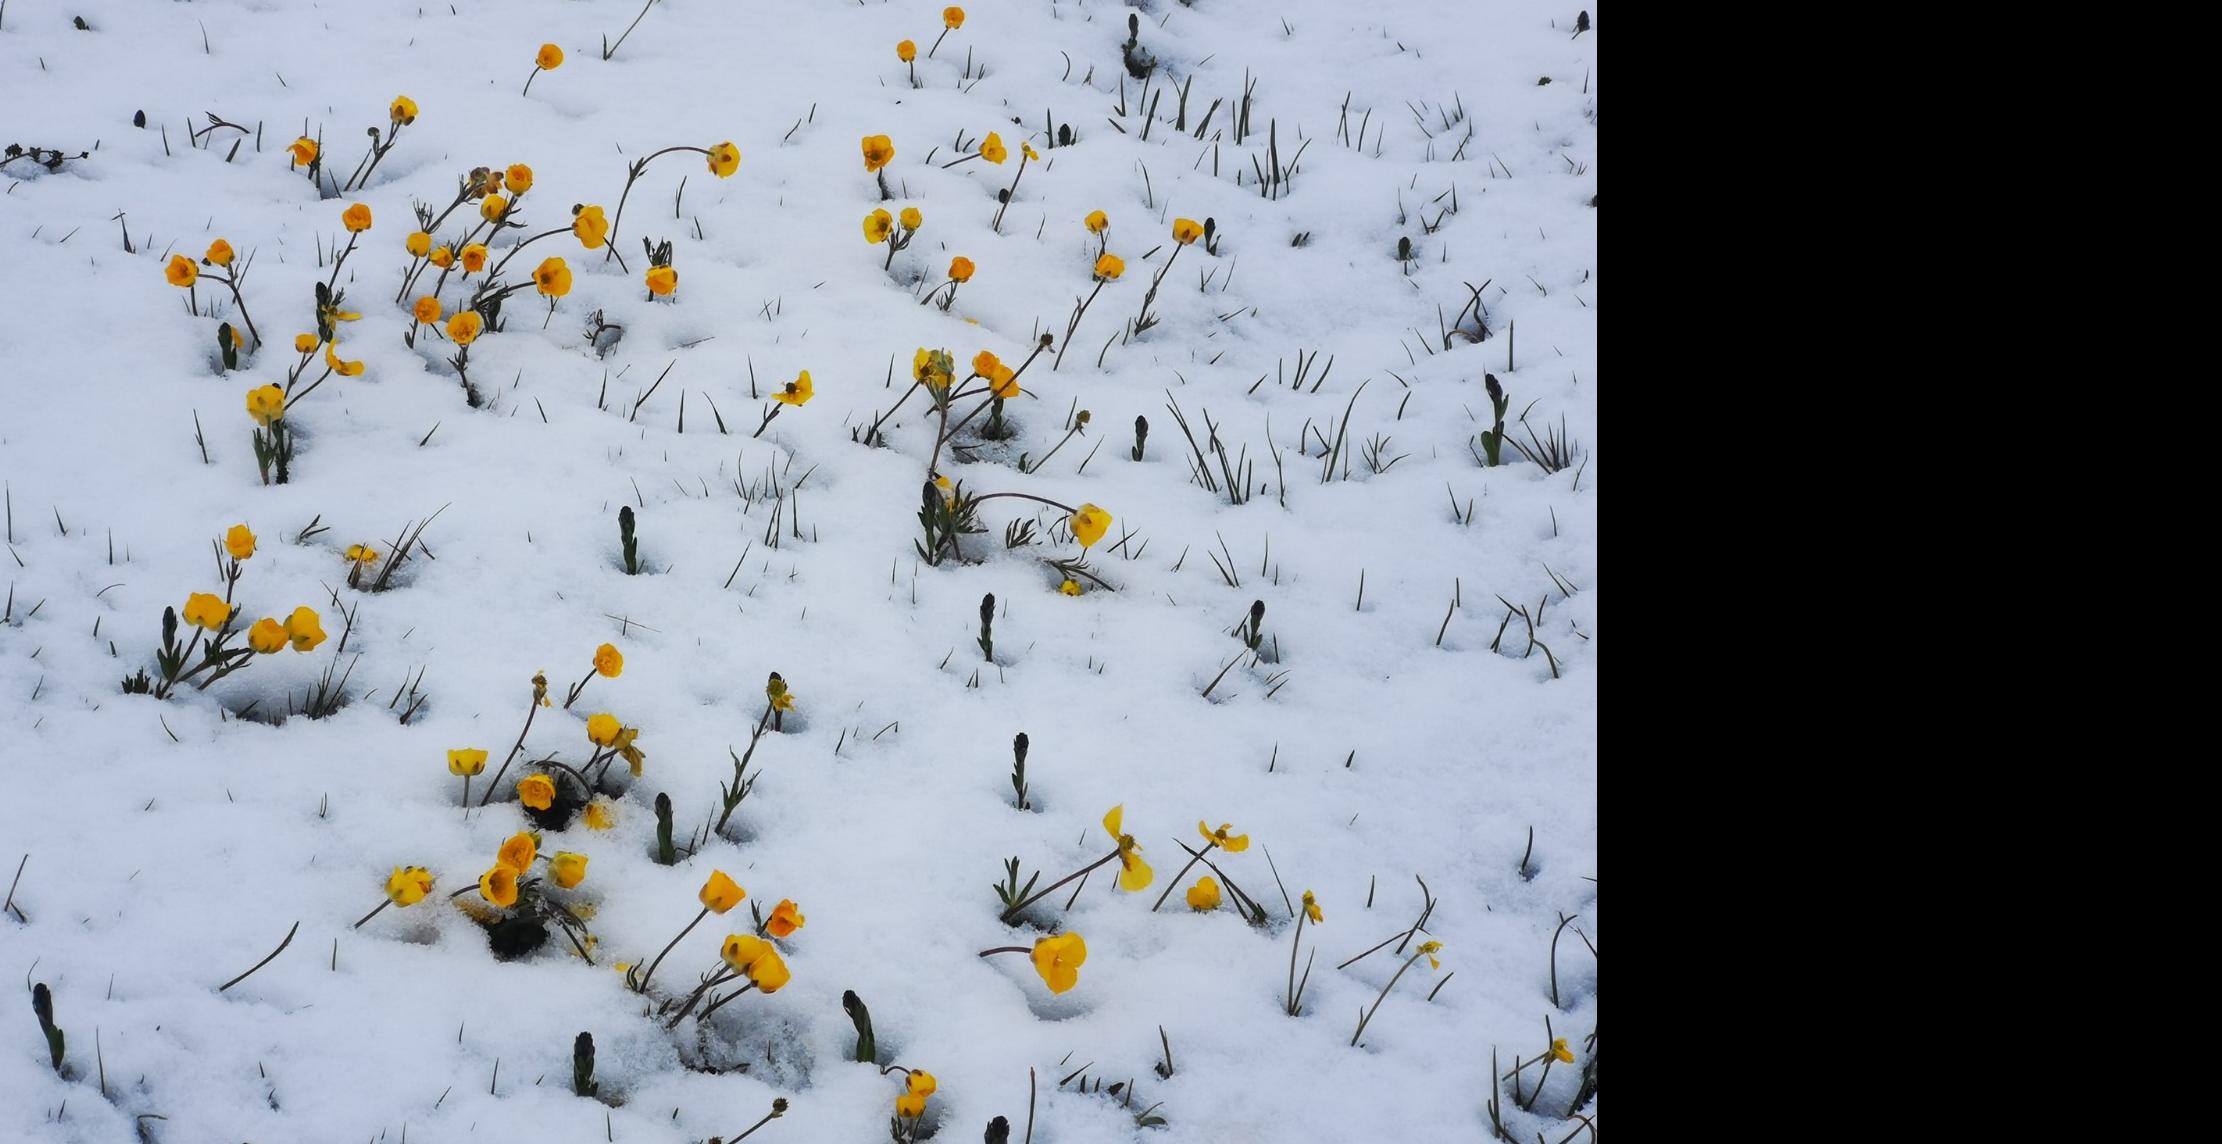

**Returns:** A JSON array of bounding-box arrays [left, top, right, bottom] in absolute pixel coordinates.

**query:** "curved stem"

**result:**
[[478, 692, 543, 806], [998, 849, 1117, 924], [490, 226, 575, 281], [970, 491, 1081, 516], [605, 147, 705, 269], [1350, 951, 1425, 1046], [977, 946, 1031, 957], [1150, 840, 1217, 911], [695, 980, 760, 1023], [522, 65, 542, 97], [635, 907, 709, 995]]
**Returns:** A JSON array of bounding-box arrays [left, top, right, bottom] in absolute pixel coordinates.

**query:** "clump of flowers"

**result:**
[[864, 205, 924, 271], [524, 42, 564, 96], [658, 904, 793, 1029], [460, 831, 597, 961], [164, 236, 264, 359], [892, 1069, 937, 1141], [124, 527, 330, 699]]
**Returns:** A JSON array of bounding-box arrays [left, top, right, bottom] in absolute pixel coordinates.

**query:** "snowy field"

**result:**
[[0, 0, 1596, 1140]]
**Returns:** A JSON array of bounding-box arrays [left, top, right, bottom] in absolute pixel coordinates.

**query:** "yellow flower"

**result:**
[[1301, 890, 1323, 924], [989, 367, 1019, 400], [907, 1070, 937, 1098], [517, 773, 557, 811], [406, 231, 432, 257], [182, 593, 229, 632], [289, 137, 319, 167], [479, 864, 520, 908], [498, 832, 538, 871], [165, 255, 198, 288], [505, 163, 534, 194], [721, 934, 791, 992], [1023, 142, 1039, 161], [390, 95, 418, 125], [979, 133, 1008, 164], [1198, 822, 1250, 853], [1093, 253, 1124, 280], [345, 543, 379, 564], [1186, 876, 1222, 911], [248, 617, 289, 653], [1030, 932, 1086, 993], [913, 347, 954, 388], [1550, 1037, 1575, 1063], [586, 713, 621, 747], [572, 205, 609, 249], [708, 141, 741, 178], [773, 371, 814, 407], [1059, 579, 1082, 596], [1417, 940, 1443, 970], [459, 244, 488, 273], [897, 40, 916, 62], [386, 866, 435, 906], [342, 203, 373, 233], [949, 256, 975, 282], [1085, 210, 1109, 234], [766, 673, 795, 712], [646, 265, 678, 296], [1172, 217, 1204, 245], [225, 524, 256, 561], [767, 899, 806, 938], [699, 870, 746, 914], [412, 296, 443, 325], [1101, 805, 1153, 891], [429, 245, 456, 269], [446, 311, 482, 345], [593, 643, 624, 678], [972, 350, 1003, 379], [550, 851, 588, 889], [533, 257, 572, 297], [447, 748, 488, 776], [900, 206, 923, 231], [294, 333, 320, 354], [862, 134, 895, 173], [206, 239, 236, 267], [1070, 504, 1111, 548], [247, 384, 286, 426], [582, 798, 616, 831], [863, 208, 894, 244], [896, 1093, 926, 1119], [324, 342, 364, 377], [480, 194, 509, 223], [536, 43, 565, 70], [283, 606, 327, 652], [944, 6, 966, 29]]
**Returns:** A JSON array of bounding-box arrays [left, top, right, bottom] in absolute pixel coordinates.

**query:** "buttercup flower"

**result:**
[[586, 713, 621, 747], [1059, 579, 1083, 596], [707, 141, 741, 178], [1022, 142, 1039, 161], [294, 333, 320, 354], [989, 368, 1019, 400], [1173, 217, 1205, 245], [550, 852, 588, 889], [536, 43, 564, 70], [225, 524, 257, 561], [206, 239, 236, 267], [460, 243, 488, 272], [573, 205, 609, 249], [505, 163, 534, 194], [248, 618, 289, 653], [897, 1093, 927, 1119], [1302, 890, 1323, 924], [1198, 822, 1250, 852], [183, 593, 229, 632], [593, 644, 623, 678], [582, 798, 616, 831], [283, 606, 326, 651], [700, 870, 746, 913], [289, 137, 318, 167], [1085, 210, 1109, 234], [479, 864, 520, 908], [324, 342, 364, 377], [480, 194, 509, 223], [1094, 253, 1124, 280], [766, 899, 806, 939], [908, 1071, 937, 1098], [387, 866, 435, 906], [413, 296, 443, 325], [863, 208, 895, 244], [390, 95, 418, 125], [899, 206, 923, 230], [1030, 932, 1086, 993], [342, 203, 373, 233], [721, 934, 791, 992], [406, 231, 432, 257], [345, 543, 380, 564], [517, 773, 557, 811], [979, 133, 1008, 164], [1550, 1037, 1575, 1063], [646, 265, 678, 296], [773, 371, 814, 407], [913, 347, 954, 388], [972, 350, 1004, 378], [165, 255, 198, 288], [533, 257, 572, 297], [1101, 805, 1153, 891], [448, 748, 488, 776], [862, 135, 895, 172], [247, 384, 286, 426], [897, 40, 917, 62], [429, 245, 456, 269], [1070, 504, 1111, 548], [944, 7, 966, 29], [766, 673, 796, 712], [949, 256, 975, 282], [1187, 876, 1222, 911], [1417, 940, 1443, 970], [498, 832, 538, 872], [446, 311, 482, 345]]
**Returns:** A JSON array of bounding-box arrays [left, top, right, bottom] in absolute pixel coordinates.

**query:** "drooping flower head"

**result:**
[[1059, 579, 1083, 596], [1101, 805, 1153, 891], [1417, 940, 1443, 970], [1551, 1038, 1575, 1063], [387, 866, 435, 906], [1301, 890, 1323, 924], [1186, 876, 1222, 911], [294, 333, 321, 354], [700, 870, 746, 913], [593, 643, 624, 678], [1093, 253, 1124, 281], [323, 341, 364, 377], [517, 773, 557, 811], [1070, 504, 1111, 549], [862, 134, 896, 172], [766, 672, 795, 712], [720, 934, 791, 992], [913, 347, 954, 389], [1030, 931, 1086, 993], [447, 748, 488, 776], [550, 852, 589, 889], [536, 43, 565, 71], [1198, 822, 1250, 852], [1172, 218, 1205, 245], [708, 141, 741, 178], [225, 524, 257, 561], [289, 137, 319, 167], [345, 543, 380, 565]]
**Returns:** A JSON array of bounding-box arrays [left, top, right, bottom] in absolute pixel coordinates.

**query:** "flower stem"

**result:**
[[999, 849, 1118, 925], [352, 897, 392, 929], [478, 689, 543, 806], [977, 946, 1030, 957], [1350, 950, 1426, 1046], [1150, 841, 1217, 911], [635, 907, 709, 995]]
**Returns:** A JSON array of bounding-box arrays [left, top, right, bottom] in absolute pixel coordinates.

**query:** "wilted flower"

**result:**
[[708, 141, 741, 177], [979, 133, 1008, 164], [1186, 876, 1222, 911], [479, 864, 520, 908], [1030, 932, 1086, 993], [182, 593, 229, 632], [646, 265, 678, 296], [897, 40, 917, 62], [498, 832, 538, 871], [413, 296, 443, 324], [1101, 805, 1153, 891], [536, 43, 565, 70], [1301, 890, 1323, 924], [504, 163, 534, 194], [949, 256, 975, 282], [1070, 504, 1111, 548], [448, 748, 489, 776], [342, 203, 374, 233], [773, 371, 814, 407], [387, 866, 435, 906], [248, 618, 289, 653], [766, 899, 806, 938], [573, 205, 609, 248], [700, 870, 746, 913], [765, 673, 795, 712], [206, 239, 236, 267], [862, 134, 895, 172], [165, 255, 199, 288], [550, 851, 588, 889], [324, 342, 364, 377], [1198, 821, 1250, 852], [289, 137, 319, 167], [345, 543, 379, 564], [517, 773, 557, 811], [585, 713, 621, 746], [533, 257, 572, 297], [1085, 210, 1109, 234], [247, 384, 286, 426], [1093, 253, 1124, 280], [225, 524, 257, 561], [283, 606, 327, 651], [1059, 579, 1083, 596], [593, 643, 624, 678], [913, 347, 954, 388], [582, 798, 616, 831], [446, 311, 482, 345], [863, 208, 895, 244], [390, 95, 418, 125], [406, 231, 432, 257], [1550, 1037, 1575, 1063], [460, 243, 488, 273], [1417, 940, 1443, 969], [1172, 217, 1204, 244]]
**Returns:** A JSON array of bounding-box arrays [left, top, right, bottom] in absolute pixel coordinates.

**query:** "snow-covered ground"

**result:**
[[1, 0, 1596, 1140]]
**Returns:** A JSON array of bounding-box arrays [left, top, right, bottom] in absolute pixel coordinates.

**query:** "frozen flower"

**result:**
[[1186, 876, 1221, 911], [766, 673, 795, 712], [498, 832, 537, 871], [342, 203, 373, 233], [1093, 253, 1124, 280], [446, 311, 482, 345], [182, 593, 229, 632], [247, 384, 286, 426], [479, 864, 520, 908], [536, 43, 564, 70], [944, 6, 966, 29], [406, 231, 432, 257], [1198, 821, 1250, 852], [773, 371, 814, 407], [646, 265, 677, 296], [517, 773, 557, 811], [390, 95, 418, 125], [899, 206, 923, 230], [1030, 932, 1086, 993], [550, 851, 588, 889], [1059, 579, 1083, 596], [1070, 504, 1111, 548], [766, 899, 806, 938], [582, 798, 616, 831], [165, 255, 198, 288], [1173, 217, 1204, 244], [1417, 940, 1443, 969], [248, 618, 288, 653], [699, 870, 746, 913], [897, 40, 916, 62], [480, 194, 509, 222], [585, 713, 621, 747], [288, 137, 318, 167], [721, 934, 791, 992], [324, 342, 364, 377], [1102, 805, 1153, 891], [949, 256, 975, 282], [863, 208, 894, 244], [283, 606, 326, 651], [386, 866, 435, 906], [1301, 890, 1323, 924], [533, 257, 572, 297], [460, 244, 488, 273], [206, 239, 235, 267], [573, 205, 609, 249], [979, 132, 1008, 164], [448, 748, 488, 776], [225, 524, 256, 561], [594, 643, 624, 678], [862, 134, 896, 172], [708, 141, 741, 178], [504, 163, 533, 194], [1085, 210, 1109, 234], [413, 296, 443, 324]]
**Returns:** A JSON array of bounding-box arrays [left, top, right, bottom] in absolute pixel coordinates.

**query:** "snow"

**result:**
[[1, 0, 1596, 1140]]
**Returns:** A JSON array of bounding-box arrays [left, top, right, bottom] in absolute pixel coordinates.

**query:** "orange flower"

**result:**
[[707, 141, 741, 178], [429, 245, 456, 269], [646, 265, 678, 296], [205, 239, 235, 267], [498, 832, 537, 871], [699, 870, 746, 913], [897, 40, 917, 62], [766, 899, 805, 939], [533, 257, 572, 297], [517, 773, 556, 811], [479, 865, 520, 908], [459, 244, 488, 273], [446, 311, 482, 346], [536, 43, 565, 71], [288, 137, 319, 167], [949, 256, 975, 282], [165, 255, 198, 288], [342, 203, 373, 233], [412, 296, 442, 325], [593, 643, 623, 678], [862, 135, 895, 173], [944, 6, 966, 29]]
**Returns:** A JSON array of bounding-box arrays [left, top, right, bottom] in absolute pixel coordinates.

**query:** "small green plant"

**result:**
[[842, 989, 878, 1063], [991, 856, 1042, 914], [30, 983, 64, 1073], [1476, 374, 1509, 466], [619, 506, 641, 574]]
